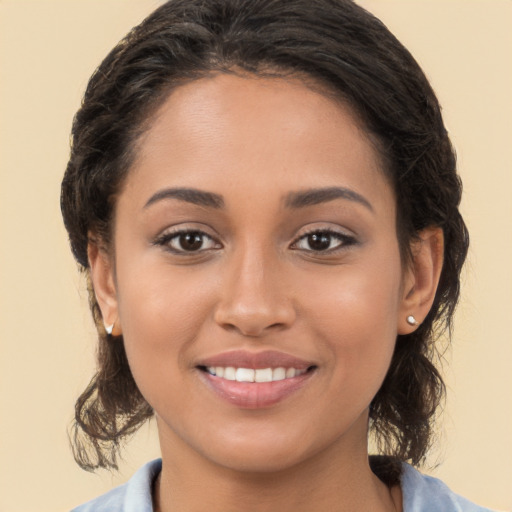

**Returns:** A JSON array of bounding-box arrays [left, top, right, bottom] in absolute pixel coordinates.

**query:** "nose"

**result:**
[[213, 247, 296, 337]]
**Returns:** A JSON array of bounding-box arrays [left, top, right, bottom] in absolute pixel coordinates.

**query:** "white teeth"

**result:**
[[224, 367, 236, 380], [236, 368, 255, 382], [272, 367, 286, 381], [205, 366, 308, 382], [255, 368, 273, 383]]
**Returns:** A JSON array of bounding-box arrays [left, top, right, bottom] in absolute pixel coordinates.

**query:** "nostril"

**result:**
[[219, 323, 238, 333], [213, 288, 296, 337], [268, 322, 287, 330]]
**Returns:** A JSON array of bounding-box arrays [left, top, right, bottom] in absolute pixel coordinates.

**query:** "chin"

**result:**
[[209, 444, 311, 475]]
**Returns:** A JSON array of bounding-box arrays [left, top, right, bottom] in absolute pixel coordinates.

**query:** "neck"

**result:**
[[154, 420, 401, 512]]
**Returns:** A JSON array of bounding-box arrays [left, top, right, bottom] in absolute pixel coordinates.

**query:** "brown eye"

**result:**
[[155, 229, 220, 254], [177, 232, 204, 251], [306, 232, 332, 251], [293, 230, 356, 252]]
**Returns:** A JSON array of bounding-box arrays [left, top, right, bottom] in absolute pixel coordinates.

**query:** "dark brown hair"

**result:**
[[61, 0, 469, 483]]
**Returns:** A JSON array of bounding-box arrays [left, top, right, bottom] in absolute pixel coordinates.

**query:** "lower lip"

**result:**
[[199, 370, 314, 409]]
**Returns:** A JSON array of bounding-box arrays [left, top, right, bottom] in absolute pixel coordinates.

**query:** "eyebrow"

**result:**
[[284, 187, 374, 212], [144, 187, 225, 209], [143, 185, 372, 212]]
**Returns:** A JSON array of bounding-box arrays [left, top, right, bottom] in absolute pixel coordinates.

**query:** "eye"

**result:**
[[154, 229, 220, 254], [292, 229, 356, 252]]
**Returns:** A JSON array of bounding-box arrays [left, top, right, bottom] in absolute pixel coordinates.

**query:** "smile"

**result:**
[[196, 350, 317, 408], [204, 366, 308, 382]]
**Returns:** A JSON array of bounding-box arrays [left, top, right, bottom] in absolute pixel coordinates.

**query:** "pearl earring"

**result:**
[[406, 315, 419, 326], [105, 323, 114, 335]]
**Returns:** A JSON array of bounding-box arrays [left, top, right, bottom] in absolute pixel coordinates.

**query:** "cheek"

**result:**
[[118, 251, 217, 332], [298, 255, 403, 387], [302, 258, 402, 333], [115, 260, 217, 399]]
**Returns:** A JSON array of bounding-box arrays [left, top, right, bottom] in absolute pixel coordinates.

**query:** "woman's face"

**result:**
[[94, 74, 415, 472]]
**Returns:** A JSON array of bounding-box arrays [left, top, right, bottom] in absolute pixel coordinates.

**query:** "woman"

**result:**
[[61, 0, 495, 510]]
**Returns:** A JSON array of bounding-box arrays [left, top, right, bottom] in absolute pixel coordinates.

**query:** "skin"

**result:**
[[89, 74, 443, 512]]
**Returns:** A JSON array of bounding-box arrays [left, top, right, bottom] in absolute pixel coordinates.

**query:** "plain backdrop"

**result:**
[[0, 1, 511, 511]]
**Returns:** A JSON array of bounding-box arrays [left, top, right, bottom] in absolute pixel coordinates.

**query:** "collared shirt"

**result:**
[[71, 459, 497, 512]]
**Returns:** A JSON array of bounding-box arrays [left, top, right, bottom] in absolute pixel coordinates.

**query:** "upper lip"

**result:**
[[196, 350, 315, 370]]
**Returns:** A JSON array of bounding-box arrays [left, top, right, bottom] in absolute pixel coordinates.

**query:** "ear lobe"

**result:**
[[87, 240, 119, 332], [398, 227, 444, 334]]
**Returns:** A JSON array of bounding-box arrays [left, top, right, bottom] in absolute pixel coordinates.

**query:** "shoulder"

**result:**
[[71, 459, 162, 512], [401, 463, 498, 512]]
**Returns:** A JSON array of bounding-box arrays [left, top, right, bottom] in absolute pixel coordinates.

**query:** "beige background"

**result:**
[[0, 1, 511, 511]]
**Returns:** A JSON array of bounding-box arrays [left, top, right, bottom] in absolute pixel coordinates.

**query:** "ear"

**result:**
[[88, 239, 122, 336], [398, 227, 444, 334]]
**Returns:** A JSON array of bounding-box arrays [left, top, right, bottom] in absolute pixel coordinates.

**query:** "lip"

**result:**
[[196, 349, 313, 370], [196, 350, 316, 409]]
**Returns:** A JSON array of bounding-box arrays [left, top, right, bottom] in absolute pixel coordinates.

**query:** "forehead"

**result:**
[[124, 73, 393, 215]]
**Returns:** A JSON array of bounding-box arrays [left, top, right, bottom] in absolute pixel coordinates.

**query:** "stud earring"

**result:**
[[406, 315, 419, 326], [105, 321, 122, 336]]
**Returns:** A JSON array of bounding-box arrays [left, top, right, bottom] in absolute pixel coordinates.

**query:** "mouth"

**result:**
[[199, 365, 312, 382], [196, 350, 317, 409]]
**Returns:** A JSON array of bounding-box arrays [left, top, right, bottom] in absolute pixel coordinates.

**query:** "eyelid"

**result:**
[[153, 225, 222, 254], [152, 224, 357, 255], [290, 226, 358, 253]]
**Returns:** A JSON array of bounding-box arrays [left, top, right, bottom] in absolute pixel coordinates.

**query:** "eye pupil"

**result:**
[[308, 232, 331, 251], [179, 232, 203, 251]]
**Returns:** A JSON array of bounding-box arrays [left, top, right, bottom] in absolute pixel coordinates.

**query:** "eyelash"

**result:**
[[153, 229, 221, 255], [154, 227, 357, 256], [291, 228, 357, 253]]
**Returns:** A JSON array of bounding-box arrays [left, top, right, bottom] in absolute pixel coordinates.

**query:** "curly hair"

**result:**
[[61, 0, 469, 483]]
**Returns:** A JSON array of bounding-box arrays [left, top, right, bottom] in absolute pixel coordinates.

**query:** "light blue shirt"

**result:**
[[72, 458, 497, 511]]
